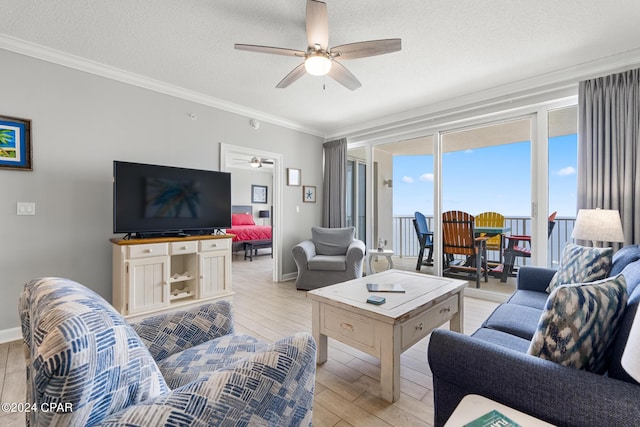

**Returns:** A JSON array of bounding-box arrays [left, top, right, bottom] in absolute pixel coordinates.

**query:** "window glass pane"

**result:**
[[357, 163, 366, 242], [346, 160, 354, 227], [548, 105, 578, 267], [441, 119, 531, 295]]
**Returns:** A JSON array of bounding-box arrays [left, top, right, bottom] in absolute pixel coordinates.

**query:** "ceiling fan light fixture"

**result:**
[[304, 52, 332, 76], [249, 157, 262, 168]]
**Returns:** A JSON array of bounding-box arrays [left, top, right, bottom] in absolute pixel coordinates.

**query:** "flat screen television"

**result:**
[[113, 161, 231, 238]]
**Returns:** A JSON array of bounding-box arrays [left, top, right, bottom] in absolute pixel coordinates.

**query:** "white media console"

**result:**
[[111, 234, 233, 320]]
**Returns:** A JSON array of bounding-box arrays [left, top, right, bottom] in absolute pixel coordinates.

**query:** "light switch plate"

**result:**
[[17, 202, 36, 215]]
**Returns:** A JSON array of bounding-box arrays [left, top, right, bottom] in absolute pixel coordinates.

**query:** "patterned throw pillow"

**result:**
[[546, 243, 613, 293], [528, 275, 628, 373]]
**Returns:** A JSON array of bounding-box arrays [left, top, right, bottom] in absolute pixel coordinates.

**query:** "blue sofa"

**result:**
[[20, 277, 316, 427], [428, 245, 640, 427]]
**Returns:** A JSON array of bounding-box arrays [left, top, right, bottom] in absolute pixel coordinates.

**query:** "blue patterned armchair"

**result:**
[[19, 277, 316, 427]]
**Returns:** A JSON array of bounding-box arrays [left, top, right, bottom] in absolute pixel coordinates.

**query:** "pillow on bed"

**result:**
[[232, 213, 255, 226]]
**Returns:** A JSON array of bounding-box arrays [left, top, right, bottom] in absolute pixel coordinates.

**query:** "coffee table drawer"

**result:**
[[322, 305, 375, 349], [401, 294, 459, 348]]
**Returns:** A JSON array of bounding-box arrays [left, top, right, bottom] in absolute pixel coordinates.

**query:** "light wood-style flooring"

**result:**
[[0, 255, 498, 427]]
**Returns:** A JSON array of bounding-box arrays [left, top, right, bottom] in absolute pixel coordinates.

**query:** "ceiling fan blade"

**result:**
[[276, 63, 307, 88], [327, 60, 361, 91], [234, 44, 305, 57], [306, 0, 328, 50], [331, 39, 402, 60]]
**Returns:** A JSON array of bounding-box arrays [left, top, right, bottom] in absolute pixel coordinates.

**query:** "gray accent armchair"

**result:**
[[292, 226, 366, 290]]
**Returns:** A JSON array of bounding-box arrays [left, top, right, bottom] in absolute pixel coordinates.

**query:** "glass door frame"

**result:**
[[352, 95, 578, 290], [347, 155, 368, 244], [435, 114, 536, 280]]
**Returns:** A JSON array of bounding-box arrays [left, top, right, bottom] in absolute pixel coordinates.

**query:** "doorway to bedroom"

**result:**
[[220, 144, 283, 283]]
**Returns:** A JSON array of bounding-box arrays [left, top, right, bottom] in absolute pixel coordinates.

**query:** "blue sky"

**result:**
[[392, 134, 578, 217]]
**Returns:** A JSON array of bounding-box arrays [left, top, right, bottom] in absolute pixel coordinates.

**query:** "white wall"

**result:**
[[0, 49, 324, 332], [229, 167, 273, 224]]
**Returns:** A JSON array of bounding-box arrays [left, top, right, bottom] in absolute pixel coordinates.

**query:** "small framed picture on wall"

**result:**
[[287, 168, 301, 186], [302, 185, 316, 203], [251, 185, 268, 204]]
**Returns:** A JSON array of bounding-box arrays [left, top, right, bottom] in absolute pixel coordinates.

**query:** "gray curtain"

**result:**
[[578, 68, 640, 245], [322, 138, 347, 227]]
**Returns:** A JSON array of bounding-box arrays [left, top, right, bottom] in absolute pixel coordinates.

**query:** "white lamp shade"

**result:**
[[622, 307, 640, 381], [304, 54, 332, 76], [571, 209, 624, 243]]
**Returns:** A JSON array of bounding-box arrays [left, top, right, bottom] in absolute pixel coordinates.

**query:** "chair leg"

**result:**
[[475, 250, 481, 288], [501, 250, 513, 283], [416, 246, 424, 270], [483, 248, 488, 283], [426, 246, 434, 266]]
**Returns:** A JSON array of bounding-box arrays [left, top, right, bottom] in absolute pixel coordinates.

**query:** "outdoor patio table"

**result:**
[[473, 226, 511, 265]]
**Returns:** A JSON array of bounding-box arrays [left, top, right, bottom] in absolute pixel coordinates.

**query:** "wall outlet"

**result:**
[[17, 202, 36, 215]]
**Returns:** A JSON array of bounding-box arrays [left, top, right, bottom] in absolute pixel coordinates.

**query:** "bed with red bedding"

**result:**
[[226, 206, 272, 253]]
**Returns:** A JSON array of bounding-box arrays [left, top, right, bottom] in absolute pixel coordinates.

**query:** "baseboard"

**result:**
[[0, 327, 22, 344], [281, 272, 297, 282], [464, 287, 509, 303]]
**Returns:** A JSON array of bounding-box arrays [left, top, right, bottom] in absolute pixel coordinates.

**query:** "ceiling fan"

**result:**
[[234, 0, 401, 90], [233, 157, 274, 168]]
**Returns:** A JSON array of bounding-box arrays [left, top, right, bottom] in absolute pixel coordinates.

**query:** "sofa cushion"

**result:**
[[157, 333, 269, 389], [471, 327, 532, 353], [482, 303, 543, 340], [308, 255, 347, 271], [528, 275, 628, 373], [620, 260, 640, 303], [547, 243, 613, 293], [611, 244, 640, 276], [608, 259, 640, 383], [312, 226, 355, 256], [507, 290, 549, 310]]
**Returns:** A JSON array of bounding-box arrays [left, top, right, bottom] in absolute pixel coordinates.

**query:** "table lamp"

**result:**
[[258, 210, 270, 225], [571, 208, 624, 247]]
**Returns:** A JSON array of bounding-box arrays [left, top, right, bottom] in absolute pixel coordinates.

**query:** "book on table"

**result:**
[[463, 409, 521, 427], [366, 283, 405, 293]]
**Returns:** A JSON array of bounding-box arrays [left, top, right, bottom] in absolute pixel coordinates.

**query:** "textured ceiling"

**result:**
[[1, 0, 640, 136]]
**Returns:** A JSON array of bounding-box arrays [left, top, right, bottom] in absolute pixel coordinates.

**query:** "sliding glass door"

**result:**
[[356, 99, 578, 298], [441, 118, 532, 293], [347, 150, 367, 243], [547, 105, 578, 267]]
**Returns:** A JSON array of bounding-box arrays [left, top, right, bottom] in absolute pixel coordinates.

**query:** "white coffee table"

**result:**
[[368, 249, 394, 274], [307, 269, 466, 402]]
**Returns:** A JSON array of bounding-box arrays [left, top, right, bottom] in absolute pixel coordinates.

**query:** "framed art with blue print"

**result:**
[[0, 115, 32, 171], [251, 184, 268, 204]]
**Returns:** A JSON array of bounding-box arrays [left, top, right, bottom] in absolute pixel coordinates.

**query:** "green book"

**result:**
[[464, 410, 521, 427]]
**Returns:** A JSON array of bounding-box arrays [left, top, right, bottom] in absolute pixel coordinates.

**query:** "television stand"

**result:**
[[110, 234, 233, 321]]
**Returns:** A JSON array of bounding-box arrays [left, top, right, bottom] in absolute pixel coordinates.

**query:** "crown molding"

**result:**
[[4, 33, 639, 143], [327, 48, 640, 142], [0, 34, 325, 137]]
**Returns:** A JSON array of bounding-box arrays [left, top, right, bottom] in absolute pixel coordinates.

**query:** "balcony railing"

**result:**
[[392, 215, 575, 268]]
